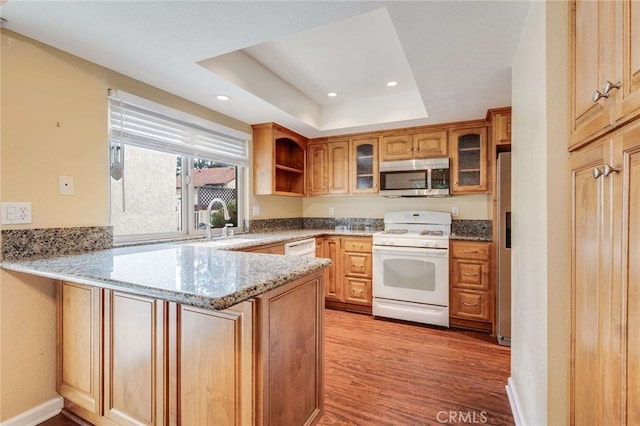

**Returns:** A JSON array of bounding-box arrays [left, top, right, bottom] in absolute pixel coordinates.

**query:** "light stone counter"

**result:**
[[1, 243, 331, 310]]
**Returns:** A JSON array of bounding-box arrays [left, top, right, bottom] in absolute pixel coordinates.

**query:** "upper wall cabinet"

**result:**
[[449, 126, 488, 194], [379, 130, 448, 161], [570, 0, 640, 150], [487, 107, 512, 148], [307, 141, 349, 196], [252, 123, 307, 196], [351, 137, 379, 194]]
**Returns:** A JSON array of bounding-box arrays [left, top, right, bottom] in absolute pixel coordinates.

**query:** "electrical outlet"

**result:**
[[2, 202, 32, 224], [252, 205, 261, 216], [451, 207, 459, 217], [59, 176, 74, 195], [328, 207, 335, 216]]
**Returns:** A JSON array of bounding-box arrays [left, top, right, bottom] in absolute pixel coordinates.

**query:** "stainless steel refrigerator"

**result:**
[[496, 152, 511, 346]]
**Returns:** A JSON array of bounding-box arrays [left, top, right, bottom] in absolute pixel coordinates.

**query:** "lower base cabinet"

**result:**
[[449, 240, 494, 333], [321, 236, 372, 314], [56, 271, 324, 426]]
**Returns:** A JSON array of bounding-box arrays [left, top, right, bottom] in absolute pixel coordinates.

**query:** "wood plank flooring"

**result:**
[[318, 308, 513, 426], [39, 308, 512, 426]]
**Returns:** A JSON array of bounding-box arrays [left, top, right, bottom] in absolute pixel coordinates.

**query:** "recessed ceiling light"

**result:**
[[216, 95, 230, 101], [386, 81, 398, 87], [327, 92, 338, 97]]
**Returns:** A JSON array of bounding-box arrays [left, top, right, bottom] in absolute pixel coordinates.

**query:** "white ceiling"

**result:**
[[0, 1, 530, 138]]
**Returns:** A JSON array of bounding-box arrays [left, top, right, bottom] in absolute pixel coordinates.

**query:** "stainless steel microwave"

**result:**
[[379, 158, 450, 197]]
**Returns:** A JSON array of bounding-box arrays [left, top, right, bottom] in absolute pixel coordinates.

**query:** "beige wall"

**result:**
[[510, 1, 569, 424], [0, 29, 249, 421], [302, 194, 490, 220]]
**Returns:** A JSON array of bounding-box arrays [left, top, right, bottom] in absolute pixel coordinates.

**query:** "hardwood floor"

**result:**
[[40, 308, 512, 426], [319, 308, 513, 426]]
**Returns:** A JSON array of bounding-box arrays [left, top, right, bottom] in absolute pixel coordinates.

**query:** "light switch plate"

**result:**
[[2, 202, 32, 224]]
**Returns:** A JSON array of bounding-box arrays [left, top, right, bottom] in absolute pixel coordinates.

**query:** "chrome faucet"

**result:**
[[205, 198, 231, 239]]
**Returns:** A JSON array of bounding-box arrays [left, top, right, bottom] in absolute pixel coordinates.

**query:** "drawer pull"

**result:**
[[352, 244, 364, 248], [463, 272, 478, 277], [463, 249, 479, 253], [463, 302, 477, 307]]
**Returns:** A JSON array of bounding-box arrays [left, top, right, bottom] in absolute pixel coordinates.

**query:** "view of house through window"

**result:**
[[191, 159, 238, 231], [111, 145, 184, 236]]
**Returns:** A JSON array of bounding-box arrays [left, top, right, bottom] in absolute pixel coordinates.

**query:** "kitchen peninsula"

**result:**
[[1, 243, 330, 426]]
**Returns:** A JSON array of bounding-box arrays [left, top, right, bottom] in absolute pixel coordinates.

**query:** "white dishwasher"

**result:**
[[284, 238, 316, 257]]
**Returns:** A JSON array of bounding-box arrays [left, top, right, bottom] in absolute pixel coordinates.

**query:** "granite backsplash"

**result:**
[[451, 219, 492, 241], [1, 226, 113, 262]]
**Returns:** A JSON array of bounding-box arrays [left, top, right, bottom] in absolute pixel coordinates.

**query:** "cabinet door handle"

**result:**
[[592, 89, 610, 102], [463, 302, 477, 307], [603, 164, 620, 177], [602, 80, 622, 96], [593, 167, 603, 179], [592, 80, 622, 102]]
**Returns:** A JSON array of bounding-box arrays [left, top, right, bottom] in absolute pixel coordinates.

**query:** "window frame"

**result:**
[[108, 91, 248, 245]]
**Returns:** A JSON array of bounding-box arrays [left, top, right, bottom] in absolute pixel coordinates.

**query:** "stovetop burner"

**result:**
[[420, 230, 444, 236], [382, 229, 408, 235]]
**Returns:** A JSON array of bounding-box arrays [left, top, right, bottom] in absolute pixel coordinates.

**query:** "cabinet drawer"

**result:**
[[342, 252, 372, 277], [451, 241, 490, 260], [451, 289, 490, 321], [342, 238, 372, 253], [344, 278, 371, 305], [452, 259, 489, 290]]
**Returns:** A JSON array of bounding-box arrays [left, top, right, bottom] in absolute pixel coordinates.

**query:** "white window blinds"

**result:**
[[108, 91, 249, 166]]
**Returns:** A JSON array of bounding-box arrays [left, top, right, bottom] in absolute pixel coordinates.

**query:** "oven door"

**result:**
[[372, 245, 449, 306]]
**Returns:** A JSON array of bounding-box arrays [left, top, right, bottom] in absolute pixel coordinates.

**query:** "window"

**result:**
[[108, 91, 249, 243]]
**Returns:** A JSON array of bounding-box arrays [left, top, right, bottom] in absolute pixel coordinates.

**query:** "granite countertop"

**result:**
[[1, 242, 331, 311], [449, 234, 493, 242]]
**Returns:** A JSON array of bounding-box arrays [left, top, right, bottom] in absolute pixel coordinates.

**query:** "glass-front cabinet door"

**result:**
[[350, 137, 379, 194], [450, 126, 488, 194]]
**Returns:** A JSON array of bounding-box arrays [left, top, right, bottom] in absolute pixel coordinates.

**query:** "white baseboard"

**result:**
[[1, 396, 63, 426], [506, 377, 523, 426]]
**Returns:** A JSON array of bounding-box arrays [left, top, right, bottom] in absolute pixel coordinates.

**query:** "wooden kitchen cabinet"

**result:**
[[171, 301, 254, 426], [449, 240, 493, 332], [322, 236, 372, 313], [307, 140, 349, 195], [103, 291, 165, 426], [57, 283, 165, 426], [570, 0, 640, 149], [487, 107, 512, 147], [56, 282, 102, 415], [319, 236, 342, 302], [449, 126, 489, 194], [380, 129, 448, 161], [255, 273, 324, 426], [341, 237, 373, 307], [351, 136, 379, 194], [56, 270, 325, 426], [252, 122, 307, 196], [569, 120, 640, 425]]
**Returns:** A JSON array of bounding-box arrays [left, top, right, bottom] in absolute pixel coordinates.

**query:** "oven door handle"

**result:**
[[372, 245, 448, 257]]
